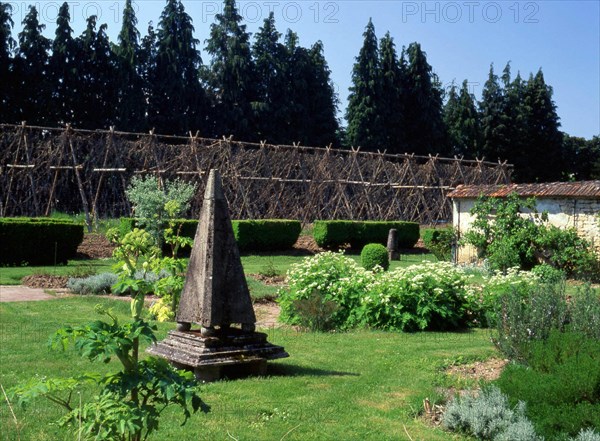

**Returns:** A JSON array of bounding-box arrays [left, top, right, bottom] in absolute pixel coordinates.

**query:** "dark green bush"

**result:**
[[119, 218, 301, 253], [0, 217, 84, 265], [232, 220, 301, 252], [313, 220, 419, 250], [422, 228, 455, 261], [496, 331, 600, 439], [360, 243, 389, 271], [535, 225, 599, 281], [531, 263, 566, 284]]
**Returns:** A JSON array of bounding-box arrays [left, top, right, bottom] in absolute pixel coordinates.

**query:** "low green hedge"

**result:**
[[232, 220, 302, 252], [119, 218, 301, 253], [0, 217, 84, 265], [313, 220, 419, 250]]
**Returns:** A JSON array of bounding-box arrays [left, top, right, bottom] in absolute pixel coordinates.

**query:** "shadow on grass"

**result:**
[[267, 362, 360, 378]]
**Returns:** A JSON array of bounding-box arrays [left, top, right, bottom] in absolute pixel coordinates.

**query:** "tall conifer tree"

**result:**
[[147, 0, 205, 134], [346, 19, 383, 150], [479, 64, 511, 161], [379, 32, 404, 153], [50, 2, 79, 125], [113, 0, 146, 131], [252, 13, 286, 143], [206, 0, 256, 140], [305, 41, 339, 146], [403, 42, 446, 155], [444, 80, 480, 157], [0, 2, 15, 122], [518, 70, 563, 182], [76, 16, 116, 128], [14, 6, 51, 124]]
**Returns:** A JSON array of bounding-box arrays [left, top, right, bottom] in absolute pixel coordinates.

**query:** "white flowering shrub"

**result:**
[[358, 262, 475, 331], [280, 254, 480, 331], [472, 267, 541, 326], [278, 251, 374, 330]]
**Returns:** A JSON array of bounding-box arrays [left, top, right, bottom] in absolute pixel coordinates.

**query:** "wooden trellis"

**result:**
[[0, 123, 512, 225]]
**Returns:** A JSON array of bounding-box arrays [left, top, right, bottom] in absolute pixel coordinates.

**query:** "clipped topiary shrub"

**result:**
[[312, 220, 355, 249], [0, 217, 84, 265], [232, 220, 301, 252], [360, 243, 389, 271], [313, 220, 419, 250]]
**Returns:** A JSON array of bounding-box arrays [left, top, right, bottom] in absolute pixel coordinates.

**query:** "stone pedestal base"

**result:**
[[148, 328, 288, 382]]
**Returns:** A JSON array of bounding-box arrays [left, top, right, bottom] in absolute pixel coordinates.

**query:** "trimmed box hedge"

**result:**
[[313, 220, 419, 250], [0, 217, 84, 265], [119, 218, 301, 253], [232, 220, 302, 252]]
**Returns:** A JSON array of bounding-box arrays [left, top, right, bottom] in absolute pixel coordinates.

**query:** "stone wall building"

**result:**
[[448, 181, 600, 264]]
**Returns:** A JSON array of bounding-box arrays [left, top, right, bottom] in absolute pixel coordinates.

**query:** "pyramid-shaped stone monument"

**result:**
[[148, 169, 288, 381]]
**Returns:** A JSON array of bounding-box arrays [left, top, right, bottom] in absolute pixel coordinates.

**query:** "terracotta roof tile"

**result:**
[[448, 181, 600, 199]]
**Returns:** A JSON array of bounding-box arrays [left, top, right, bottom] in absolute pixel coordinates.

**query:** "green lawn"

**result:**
[[0, 297, 496, 440], [0, 252, 438, 286]]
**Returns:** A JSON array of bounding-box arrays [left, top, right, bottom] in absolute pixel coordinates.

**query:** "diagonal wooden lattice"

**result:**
[[0, 124, 512, 225]]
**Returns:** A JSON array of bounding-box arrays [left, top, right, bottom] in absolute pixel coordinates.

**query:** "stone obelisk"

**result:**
[[148, 169, 288, 381], [176, 169, 256, 336]]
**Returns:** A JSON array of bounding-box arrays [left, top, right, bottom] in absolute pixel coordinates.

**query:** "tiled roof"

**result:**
[[448, 181, 600, 199]]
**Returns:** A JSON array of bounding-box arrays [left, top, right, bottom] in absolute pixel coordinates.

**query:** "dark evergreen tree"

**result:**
[[500, 63, 527, 168], [345, 19, 384, 150], [403, 42, 446, 155], [206, 0, 256, 140], [517, 69, 563, 182], [252, 13, 287, 142], [147, 0, 205, 134], [444, 79, 480, 157], [49, 2, 80, 126], [479, 64, 511, 161], [76, 15, 116, 128], [561, 134, 599, 180], [589, 136, 600, 179], [0, 2, 15, 123], [378, 32, 404, 153], [113, 0, 146, 131], [14, 6, 51, 124], [280, 30, 311, 144], [139, 22, 157, 118], [305, 41, 339, 146]]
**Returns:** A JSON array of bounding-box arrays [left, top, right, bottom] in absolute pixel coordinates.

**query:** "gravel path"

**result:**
[[0, 285, 60, 302]]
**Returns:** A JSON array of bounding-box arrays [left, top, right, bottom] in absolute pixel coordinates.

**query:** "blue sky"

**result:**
[[7, 0, 600, 139]]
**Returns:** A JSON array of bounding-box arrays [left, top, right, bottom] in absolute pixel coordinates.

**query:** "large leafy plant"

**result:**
[[12, 294, 206, 441], [462, 193, 540, 271]]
